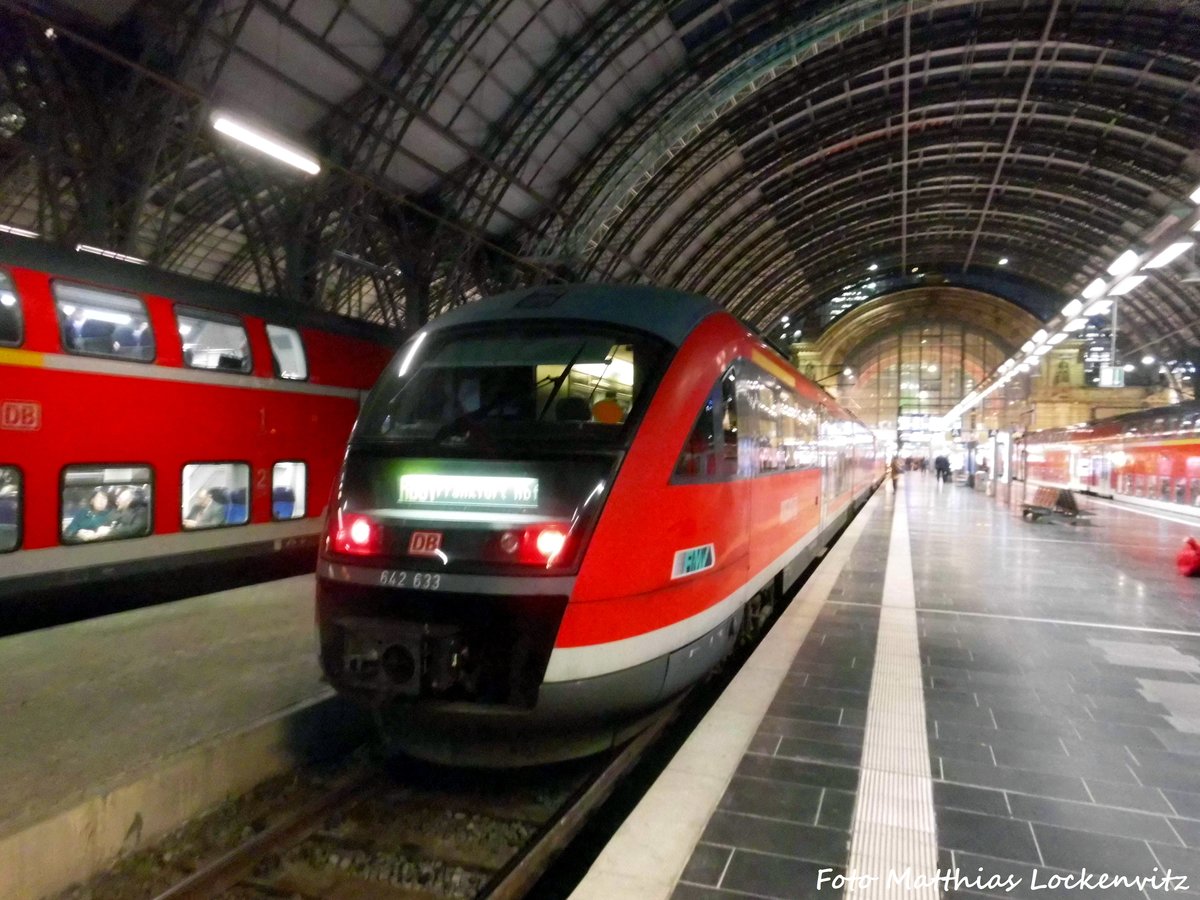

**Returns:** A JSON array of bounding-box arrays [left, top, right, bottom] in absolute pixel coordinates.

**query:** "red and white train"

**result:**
[[316, 284, 880, 764], [1019, 401, 1200, 518], [0, 237, 395, 602]]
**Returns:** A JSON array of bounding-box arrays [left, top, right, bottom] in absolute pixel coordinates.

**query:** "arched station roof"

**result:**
[[1, 0, 1198, 362]]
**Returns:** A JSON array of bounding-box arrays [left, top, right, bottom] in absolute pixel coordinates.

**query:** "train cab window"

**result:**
[[60, 465, 152, 544], [266, 325, 307, 380], [178, 308, 252, 373], [356, 324, 669, 448], [271, 461, 306, 520], [182, 463, 250, 529], [0, 271, 22, 346], [54, 283, 154, 361], [0, 466, 19, 552]]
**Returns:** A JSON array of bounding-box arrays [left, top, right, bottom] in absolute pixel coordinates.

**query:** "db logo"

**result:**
[[408, 531, 443, 556], [1, 401, 40, 431]]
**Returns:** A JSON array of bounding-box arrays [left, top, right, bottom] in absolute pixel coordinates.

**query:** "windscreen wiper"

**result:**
[[537, 342, 588, 421]]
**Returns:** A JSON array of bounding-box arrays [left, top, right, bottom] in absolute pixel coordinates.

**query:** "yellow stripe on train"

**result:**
[[0, 347, 44, 368]]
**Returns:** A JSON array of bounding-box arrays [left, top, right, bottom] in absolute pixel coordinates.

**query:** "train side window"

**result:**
[[60, 465, 152, 544], [272, 461, 306, 520], [54, 282, 154, 361], [0, 466, 20, 552], [182, 463, 250, 529], [266, 325, 308, 380], [178, 307, 252, 373], [0, 271, 22, 347]]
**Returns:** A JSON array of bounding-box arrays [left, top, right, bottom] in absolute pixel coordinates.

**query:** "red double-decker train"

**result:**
[[1019, 401, 1200, 517], [316, 284, 881, 764], [0, 237, 395, 604]]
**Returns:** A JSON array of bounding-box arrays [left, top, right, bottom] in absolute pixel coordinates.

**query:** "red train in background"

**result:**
[[0, 236, 396, 602], [316, 284, 881, 764], [1019, 401, 1200, 518]]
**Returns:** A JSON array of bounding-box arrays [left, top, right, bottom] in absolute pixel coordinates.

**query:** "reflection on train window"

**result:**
[[267, 325, 307, 380], [61, 465, 152, 544], [0, 466, 19, 552], [357, 326, 668, 446], [674, 367, 740, 482], [182, 463, 250, 529], [178, 308, 252, 373], [55, 283, 154, 361], [0, 270, 22, 347], [272, 461, 306, 520]]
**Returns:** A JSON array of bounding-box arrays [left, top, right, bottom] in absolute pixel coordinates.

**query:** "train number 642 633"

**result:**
[[378, 569, 442, 590]]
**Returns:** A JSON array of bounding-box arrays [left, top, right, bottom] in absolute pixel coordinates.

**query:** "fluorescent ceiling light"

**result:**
[[76, 244, 146, 265], [1192, 220, 1200, 232], [1145, 241, 1193, 268], [1109, 274, 1147, 295], [1191, 183, 1200, 204], [1082, 278, 1107, 299], [1061, 299, 1083, 318], [1032, 344, 1052, 356], [1048, 333, 1068, 345], [0, 223, 38, 238], [1018, 362, 1032, 372], [1032, 329, 1048, 344], [1064, 317, 1088, 332], [212, 113, 321, 175], [1083, 299, 1113, 316], [1107, 250, 1140, 277], [1021, 340, 1034, 353]]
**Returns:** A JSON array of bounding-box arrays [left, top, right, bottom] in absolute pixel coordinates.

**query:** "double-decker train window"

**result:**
[[177, 308, 252, 373], [182, 463, 250, 529], [0, 271, 22, 346], [54, 283, 154, 361], [60, 465, 152, 544], [266, 325, 307, 380], [271, 461, 306, 520], [0, 466, 20, 552]]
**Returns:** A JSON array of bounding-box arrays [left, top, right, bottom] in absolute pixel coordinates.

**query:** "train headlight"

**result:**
[[329, 511, 382, 555]]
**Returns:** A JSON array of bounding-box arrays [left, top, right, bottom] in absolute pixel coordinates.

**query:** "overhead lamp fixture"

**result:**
[[76, 244, 147, 265], [1018, 362, 1032, 373], [1032, 344, 1052, 356], [0, 223, 38, 238], [1142, 355, 1156, 365], [911, 267, 919, 273], [1107, 250, 1140, 277], [1032, 329, 1049, 344], [868, 263, 878, 271], [211, 112, 321, 175], [1064, 317, 1088, 332], [1048, 332, 1068, 345], [781, 315, 790, 323], [1109, 274, 1147, 295], [1145, 241, 1193, 268], [843, 367, 854, 376], [1123, 363, 1135, 372], [1192, 220, 1200, 232], [1061, 299, 1083, 318], [1190, 183, 1200, 204], [1082, 278, 1107, 299], [1021, 340, 1034, 353], [998, 257, 1009, 265], [1083, 299, 1113, 316]]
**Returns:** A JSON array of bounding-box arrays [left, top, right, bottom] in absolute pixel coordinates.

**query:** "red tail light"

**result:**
[[328, 511, 382, 555], [498, 522, 573, 566]]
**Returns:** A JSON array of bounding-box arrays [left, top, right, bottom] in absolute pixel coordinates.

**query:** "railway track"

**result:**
[[129, 706, 676, 900]]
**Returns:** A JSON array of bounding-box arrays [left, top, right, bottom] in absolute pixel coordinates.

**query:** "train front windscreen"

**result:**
[[330, 322, 671, 573]]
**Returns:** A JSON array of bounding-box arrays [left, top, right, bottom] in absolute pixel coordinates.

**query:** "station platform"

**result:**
[[0, 575, 368, 900], [574, 474, 1200, 899]]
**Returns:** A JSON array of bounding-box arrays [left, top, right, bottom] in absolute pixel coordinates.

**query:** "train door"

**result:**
[[818, 409, 832, 534]]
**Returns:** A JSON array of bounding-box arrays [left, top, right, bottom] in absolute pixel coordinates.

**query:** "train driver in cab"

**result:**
[[591, 389, 624, 424]]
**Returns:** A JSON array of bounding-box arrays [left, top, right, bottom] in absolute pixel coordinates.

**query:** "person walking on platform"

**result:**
[[934, 454, 950, 483], [889, 456, 901, 491]]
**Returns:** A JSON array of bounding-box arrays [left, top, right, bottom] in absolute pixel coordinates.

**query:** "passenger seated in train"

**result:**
[[183, 488, 227, 529], [63, 489, 112, 541], [106, 487, 149, 538]]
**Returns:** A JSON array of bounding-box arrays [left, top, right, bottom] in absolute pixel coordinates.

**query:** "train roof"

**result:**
[[424, 283, 725, 347], [0, 235, 397, 345], [1024, 399, 1200, 442]]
